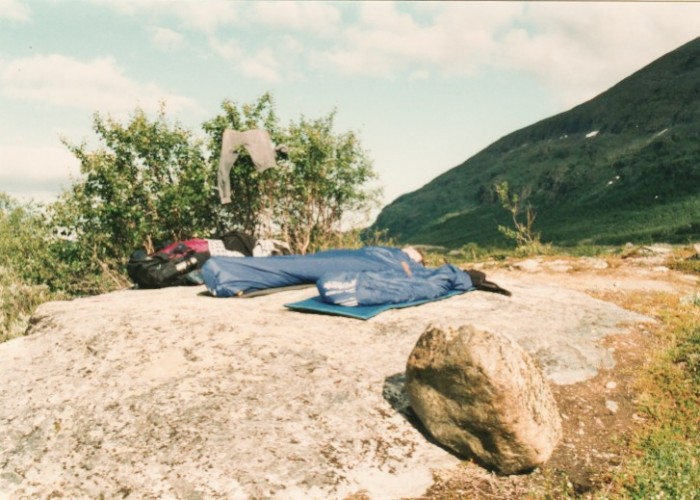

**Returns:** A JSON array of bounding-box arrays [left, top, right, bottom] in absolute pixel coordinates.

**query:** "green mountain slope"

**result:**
[[372, 37, 700, 248]]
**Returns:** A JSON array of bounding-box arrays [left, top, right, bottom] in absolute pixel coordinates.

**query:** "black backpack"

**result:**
[[126, 243, 208, 289]]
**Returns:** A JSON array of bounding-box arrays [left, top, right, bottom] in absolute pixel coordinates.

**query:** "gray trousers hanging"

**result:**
[[217, 129, 280, 204]]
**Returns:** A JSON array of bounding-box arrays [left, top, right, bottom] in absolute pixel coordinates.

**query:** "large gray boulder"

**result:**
[[0, 276, 649, 498], [405, 324, 562, 474]]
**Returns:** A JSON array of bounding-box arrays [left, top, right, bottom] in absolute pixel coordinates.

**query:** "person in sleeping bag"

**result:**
[[316, 263, 474, 307], [201, 245, 426, 297]]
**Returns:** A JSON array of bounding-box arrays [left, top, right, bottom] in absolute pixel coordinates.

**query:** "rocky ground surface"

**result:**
[[0, 247, 697, 499], [411, 247, 699, 499]]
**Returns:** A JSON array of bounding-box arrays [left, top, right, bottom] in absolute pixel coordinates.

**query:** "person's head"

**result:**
[[402, 245, 424, 265]]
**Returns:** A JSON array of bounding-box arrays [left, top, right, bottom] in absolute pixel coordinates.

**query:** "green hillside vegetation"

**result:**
[[372, 37, 700, 248]]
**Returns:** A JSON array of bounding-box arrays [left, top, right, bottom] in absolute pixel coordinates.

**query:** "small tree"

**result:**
[[0, 193, 51, 285], [273, 112, 379, 253], [203, 94, 381, 253], [0, 193, 58, 340], [201, 93, 282, 236], [494, 180, 545, 252], [53, 106, 215, 262], [48, 93, 381, 295]]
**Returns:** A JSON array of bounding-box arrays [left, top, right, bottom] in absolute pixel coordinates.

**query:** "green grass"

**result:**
[[607, 297, 700, 499], [672, 259, 700, 275], [624, 435, 700, 499], [600, 274, 700, 500]]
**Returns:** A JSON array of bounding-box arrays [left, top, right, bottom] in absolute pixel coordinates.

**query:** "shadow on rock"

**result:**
[[382, 372, 481, 464]]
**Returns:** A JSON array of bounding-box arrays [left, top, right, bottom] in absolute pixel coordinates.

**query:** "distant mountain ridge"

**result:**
[[372, 37, 700, 247]]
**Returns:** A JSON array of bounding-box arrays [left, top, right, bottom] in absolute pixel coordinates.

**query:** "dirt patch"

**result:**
[[546, 324, 655, 495]]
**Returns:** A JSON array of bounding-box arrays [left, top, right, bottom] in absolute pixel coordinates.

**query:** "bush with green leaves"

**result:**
[[43, 93, 380, 292], [53, 105, 215, 260], [202, 93, 381, 254], [0, 194, 60, 341], [1, 95, 381, 339], [278, 113, 379, 253]]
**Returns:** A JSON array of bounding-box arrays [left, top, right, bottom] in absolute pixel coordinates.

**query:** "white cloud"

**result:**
[[208, 36, 243, 61], [84, 0, 151, 15], [314, 2, 700, 107], [251, 1, 341, 36], [357, 1, 418, 31], [321, 3, 421, 77], [88, 0, 137, 15], [500, 3, 700, 107], [209, 35, 286, 83], [0, 0, 31, 21], [183, 2, 339, 84], [239, 48, 280, 83], [85, 0, 167, 15], [68, 1, 700, 100], [89, 0, 238, 33], [172, 1, 238, 34], [320, 2, 519, 77], [152, 26, 184, 50], [0, 54, 196, 114], [0, 144, 78, 181]]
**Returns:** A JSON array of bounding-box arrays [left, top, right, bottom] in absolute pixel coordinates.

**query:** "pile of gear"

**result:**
[[125, 127, 510, 317], [126, 231, 291, 289]]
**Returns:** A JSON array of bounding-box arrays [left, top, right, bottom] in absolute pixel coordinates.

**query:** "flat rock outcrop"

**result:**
[[0, 277, 649, 499], [406, 325, 562, 474]]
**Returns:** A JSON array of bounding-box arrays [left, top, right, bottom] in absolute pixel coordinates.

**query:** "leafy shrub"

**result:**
[[54, 105, 216, 265], [202, 93, 381, 254], [493, 180, 550, 256], [50, 93, 381, 278], [0, 265, 54, 343], [1, 93, 383, 341], [0, 194, 67, 341]]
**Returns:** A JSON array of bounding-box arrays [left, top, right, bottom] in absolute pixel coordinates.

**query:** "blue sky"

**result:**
[[1, 1, 699, 208]]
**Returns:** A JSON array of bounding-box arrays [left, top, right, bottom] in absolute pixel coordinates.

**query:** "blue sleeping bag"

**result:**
[[317, 264, 473, 307], [201, 246, 424, 297]]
